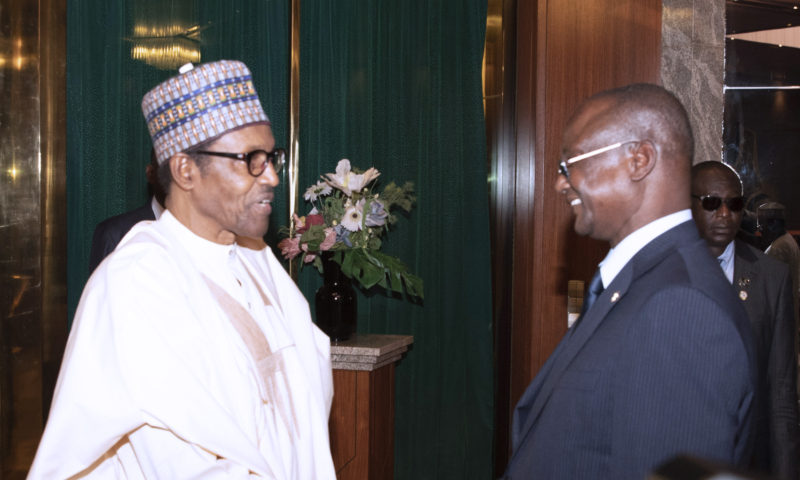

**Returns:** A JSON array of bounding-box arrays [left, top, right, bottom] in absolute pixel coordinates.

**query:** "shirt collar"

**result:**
[[717, 240, 735, 284], [598, 209, 693, 288], [159, 210, 237, 275]]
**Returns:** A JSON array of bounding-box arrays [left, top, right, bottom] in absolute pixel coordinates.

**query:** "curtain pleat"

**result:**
[[298, 2, 493, 478]]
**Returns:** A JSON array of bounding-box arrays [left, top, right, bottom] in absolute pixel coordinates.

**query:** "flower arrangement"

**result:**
[[278, 159, 423, 299]]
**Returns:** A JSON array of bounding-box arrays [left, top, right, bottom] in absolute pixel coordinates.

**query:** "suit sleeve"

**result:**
[[767, 266, 799, 479], [610, 286, 755, 478]]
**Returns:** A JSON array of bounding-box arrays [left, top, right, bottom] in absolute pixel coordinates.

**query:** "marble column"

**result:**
[[662, 0, 726, 164]]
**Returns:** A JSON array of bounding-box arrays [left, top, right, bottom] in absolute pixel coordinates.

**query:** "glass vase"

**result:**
[[315, 253, 357, 341]]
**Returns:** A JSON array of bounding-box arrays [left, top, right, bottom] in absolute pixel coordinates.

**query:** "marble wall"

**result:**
[[662, 0, 726, 164]]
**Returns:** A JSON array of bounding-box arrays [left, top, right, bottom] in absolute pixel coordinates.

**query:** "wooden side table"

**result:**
[[329, 334, 413, 480]]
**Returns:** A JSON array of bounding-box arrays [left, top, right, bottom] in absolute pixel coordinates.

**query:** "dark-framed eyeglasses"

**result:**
[[194, 148, 286, 177], [557, 140, 640, 179], [691, 194, 745, 213]]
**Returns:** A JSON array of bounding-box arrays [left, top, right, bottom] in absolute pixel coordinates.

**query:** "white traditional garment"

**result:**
[[28, 210, 335, 479]]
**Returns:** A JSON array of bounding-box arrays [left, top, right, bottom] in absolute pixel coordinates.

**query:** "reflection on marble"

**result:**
[[1, 0, 44, 477], [330, 334, 413, 371], [662, 0, 725, 164], [1, 0, 67, 476]]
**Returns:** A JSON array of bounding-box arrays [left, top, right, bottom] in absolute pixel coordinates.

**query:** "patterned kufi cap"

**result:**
[[142, 60, 269, 164]]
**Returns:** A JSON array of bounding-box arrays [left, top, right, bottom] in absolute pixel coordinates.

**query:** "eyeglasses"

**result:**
[[691, 194, 745, 213], [557, 141, 640, 179], [194, 148, 286, 177]]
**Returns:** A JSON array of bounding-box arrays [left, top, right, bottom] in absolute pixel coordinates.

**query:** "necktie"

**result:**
[[579, 270, 604, 318]]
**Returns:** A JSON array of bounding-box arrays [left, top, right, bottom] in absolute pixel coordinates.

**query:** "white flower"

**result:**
[[303, 181, 332, 201], [324, 159, 380, 196], [340, 201, 364, 232]]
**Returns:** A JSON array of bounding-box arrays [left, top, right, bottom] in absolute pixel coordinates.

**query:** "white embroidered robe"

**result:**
[[28, 211, 335, 479]]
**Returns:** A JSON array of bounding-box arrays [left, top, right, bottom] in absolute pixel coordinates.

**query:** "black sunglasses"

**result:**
[[194, 148, 286, 177], [691, 194, 745, 212]]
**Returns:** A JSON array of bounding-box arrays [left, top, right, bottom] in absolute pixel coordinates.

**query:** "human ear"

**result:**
[[169, 153, 199, 192], [628, 140, 656, 182]]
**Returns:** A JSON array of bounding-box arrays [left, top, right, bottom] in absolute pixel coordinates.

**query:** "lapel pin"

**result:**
[[610, 292, 620, 303], [739, 290, 748, 301], [737, 276, 751, 288]]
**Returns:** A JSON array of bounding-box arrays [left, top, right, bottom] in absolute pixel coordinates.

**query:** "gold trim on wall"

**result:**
[[288, 0, 301, 279], [0, 0, 67, 475], [39, 0, 68, 416]]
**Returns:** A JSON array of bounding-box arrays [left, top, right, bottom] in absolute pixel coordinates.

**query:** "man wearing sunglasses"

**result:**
[[504, 84, 756, 480], [691, 161, 798, 480], [29, 61, 336, 479]]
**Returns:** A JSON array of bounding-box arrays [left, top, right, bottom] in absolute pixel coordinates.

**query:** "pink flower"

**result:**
[[300, 243, 317, 263], [294, 214, 308, 234], [320, 227, 337, 251], [295, 213, 324, 235], [277, 236, 301, 259], [306, 214, 325, 227]]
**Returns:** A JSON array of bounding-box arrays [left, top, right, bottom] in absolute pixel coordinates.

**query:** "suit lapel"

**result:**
[[514, 222, 694, 448], [733, 240, 758, 305], [515, 267, 634, 444]]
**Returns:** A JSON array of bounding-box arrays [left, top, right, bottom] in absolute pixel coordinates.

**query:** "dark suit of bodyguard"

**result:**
[[735, 241, 799, 479], [690, 160, 799, 479], [502, 85, 757, 479]]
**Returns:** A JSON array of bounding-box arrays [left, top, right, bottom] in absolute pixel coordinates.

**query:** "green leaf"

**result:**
[[389, 269, 403, 292], [402, 272, 424, 299], [340, 249, 381, 289], [299, 225, 327, 251], [322, 194, 346, 225], [367, 235, 381, 250]]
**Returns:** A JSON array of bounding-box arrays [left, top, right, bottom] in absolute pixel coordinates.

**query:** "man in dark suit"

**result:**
[[502, 84, 757, 479], [88, 151, 166, 273], [691, 160, 798, 480]]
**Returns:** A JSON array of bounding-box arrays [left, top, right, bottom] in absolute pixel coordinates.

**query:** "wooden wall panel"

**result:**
[[508, 0, 662, 455]]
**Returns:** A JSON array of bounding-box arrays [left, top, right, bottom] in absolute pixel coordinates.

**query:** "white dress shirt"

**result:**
[[598, 209, 694, 289], [716, 240, 735, 284]]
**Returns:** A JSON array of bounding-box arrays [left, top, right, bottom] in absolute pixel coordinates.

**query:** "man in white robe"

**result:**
[[28, 60, 336, 479]]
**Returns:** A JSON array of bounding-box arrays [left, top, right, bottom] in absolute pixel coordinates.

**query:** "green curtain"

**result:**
[[67, 0, 492, 477], [297, 1, 493, 478]]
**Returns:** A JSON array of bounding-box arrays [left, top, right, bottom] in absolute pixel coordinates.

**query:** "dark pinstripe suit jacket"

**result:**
[[503, 221, 757, 480], [734, 240, 799, 480]]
